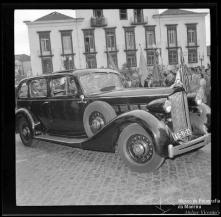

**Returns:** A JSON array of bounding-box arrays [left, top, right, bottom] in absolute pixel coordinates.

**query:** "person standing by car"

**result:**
[[205, 68, 211, 106], [198, 73, 207, 103], [144, 76, 149, 87], [165, 71, 175, 86]]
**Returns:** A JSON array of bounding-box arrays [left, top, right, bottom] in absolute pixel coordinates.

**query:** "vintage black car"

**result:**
[[15, 68, 211, 172]]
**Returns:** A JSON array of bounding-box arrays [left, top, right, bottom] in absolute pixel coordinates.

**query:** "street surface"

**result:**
[[16, 134, 211, 205]]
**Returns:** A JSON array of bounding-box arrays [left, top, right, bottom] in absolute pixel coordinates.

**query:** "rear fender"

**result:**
[[82, 110, 173, 157], [15, 108, 40, 131]]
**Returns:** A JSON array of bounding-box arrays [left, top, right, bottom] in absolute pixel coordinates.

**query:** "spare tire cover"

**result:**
[[83, 101, 117, 137]]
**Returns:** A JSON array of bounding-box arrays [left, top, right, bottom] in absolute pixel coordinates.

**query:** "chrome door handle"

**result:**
[[77, 100, 87, 104]]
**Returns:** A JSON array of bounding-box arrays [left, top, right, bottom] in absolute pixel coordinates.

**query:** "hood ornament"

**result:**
[[170, 70, 183, 89]]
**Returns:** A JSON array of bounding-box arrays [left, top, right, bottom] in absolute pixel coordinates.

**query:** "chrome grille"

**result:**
[[169, 91, 192, 139]]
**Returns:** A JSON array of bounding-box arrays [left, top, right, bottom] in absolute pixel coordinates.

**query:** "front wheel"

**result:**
[[18, 117, 33, 146], [117, 123, 165, 172]]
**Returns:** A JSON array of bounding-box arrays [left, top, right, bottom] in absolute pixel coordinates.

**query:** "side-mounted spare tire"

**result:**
[[83, 101, 117, 137]]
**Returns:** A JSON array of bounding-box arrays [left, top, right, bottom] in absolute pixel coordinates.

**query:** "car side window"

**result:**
[[18, 82, 28, 98], [68, 77, 78, 96], [30, 78, 47, 98], [51, 77, 67, 97]]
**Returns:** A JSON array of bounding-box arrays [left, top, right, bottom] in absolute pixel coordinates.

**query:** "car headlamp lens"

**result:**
[[196, 98, 202, 105], [195, 94, 202, 105], [163, 100, 171, 113]]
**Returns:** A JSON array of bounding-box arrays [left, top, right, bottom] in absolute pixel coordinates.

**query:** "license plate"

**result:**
[[173, 128, 192, 140]]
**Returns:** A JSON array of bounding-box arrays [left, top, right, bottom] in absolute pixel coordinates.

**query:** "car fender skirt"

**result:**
[[81, 110, 172, 157]]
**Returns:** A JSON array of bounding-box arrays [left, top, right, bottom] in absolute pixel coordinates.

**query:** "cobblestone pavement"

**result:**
[[16, 134, 211, 206]]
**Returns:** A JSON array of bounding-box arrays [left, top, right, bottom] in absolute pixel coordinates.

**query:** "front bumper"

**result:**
[[168, 133, 211, 158]]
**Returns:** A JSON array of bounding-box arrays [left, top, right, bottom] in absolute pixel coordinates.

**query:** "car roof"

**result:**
[[18, 68, 120, 84]]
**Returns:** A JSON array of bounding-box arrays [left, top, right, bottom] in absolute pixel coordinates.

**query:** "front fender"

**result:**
[[81, 110, 172, 157]]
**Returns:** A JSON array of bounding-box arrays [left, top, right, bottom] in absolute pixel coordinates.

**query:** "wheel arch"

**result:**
[[113, 110, 173, 158], [15, 108, 40, 131]]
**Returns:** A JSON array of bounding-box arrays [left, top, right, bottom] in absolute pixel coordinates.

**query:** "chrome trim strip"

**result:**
[[16, 93, 171, 102]]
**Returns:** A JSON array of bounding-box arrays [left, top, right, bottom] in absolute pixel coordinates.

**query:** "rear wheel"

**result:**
[[117, 123, 165, 172], [18, 117, 33, 146]]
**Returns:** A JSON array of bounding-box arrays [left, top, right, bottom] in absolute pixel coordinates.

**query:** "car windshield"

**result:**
[[79, 72, 124, 95]]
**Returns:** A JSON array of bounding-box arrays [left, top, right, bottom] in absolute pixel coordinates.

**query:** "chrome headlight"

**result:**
[[195, 94, 203, 105], [163, 100, 172, 113]]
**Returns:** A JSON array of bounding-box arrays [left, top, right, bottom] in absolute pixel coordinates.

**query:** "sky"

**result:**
[[14, 9, 210, 55]]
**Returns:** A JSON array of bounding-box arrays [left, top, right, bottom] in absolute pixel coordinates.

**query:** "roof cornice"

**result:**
[[24, 18, 84, 26], [153, 13, 208, 18]]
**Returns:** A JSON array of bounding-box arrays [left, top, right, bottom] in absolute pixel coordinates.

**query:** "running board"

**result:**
[[34, 134, 88, 148]]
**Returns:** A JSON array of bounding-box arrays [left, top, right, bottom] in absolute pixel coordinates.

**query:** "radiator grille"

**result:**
[[169, 92, 192, 139]]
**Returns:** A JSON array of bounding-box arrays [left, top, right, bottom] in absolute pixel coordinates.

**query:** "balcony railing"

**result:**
[[130, 16, 148, 25], [90, 17, 107, 27]]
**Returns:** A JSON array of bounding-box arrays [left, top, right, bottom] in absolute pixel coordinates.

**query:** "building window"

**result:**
[[83, 29, 96, 53], [188, 48, 198, 63], [107, 52, 118, 68], [146, 50, 155, 66], [168, 49, 178, 65], [60, 30, 75, 70], [62, 55, 75, 70], [119, 9, 127, 20], [86, 54, 97, 68], [124, 27, 136, 50], [145, 26, 156, 48], [167, 25, 178, 65], [41, 57, 53, 74], [61, 30, 73, 55], [187, 24, 197, 46], [126, 52, 137, 67], [134, 9, 144, 24], [38, 32, 52, 56], [167, 25, 177, 47], [105, 28, 117, 51], [93, 9, 103, 18]]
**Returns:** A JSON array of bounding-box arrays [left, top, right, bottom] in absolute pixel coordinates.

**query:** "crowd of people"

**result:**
[[121, 64, 211, 106]]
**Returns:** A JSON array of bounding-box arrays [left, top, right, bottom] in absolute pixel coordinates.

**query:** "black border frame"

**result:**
[[2, 1, 220, 215]]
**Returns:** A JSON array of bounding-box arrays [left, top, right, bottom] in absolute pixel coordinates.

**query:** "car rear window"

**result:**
[[29, 78, 47, 98], [18, 82, 28, 98]]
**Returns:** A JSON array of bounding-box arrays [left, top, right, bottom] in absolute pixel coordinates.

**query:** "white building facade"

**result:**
[[25, 9, 208, 76]]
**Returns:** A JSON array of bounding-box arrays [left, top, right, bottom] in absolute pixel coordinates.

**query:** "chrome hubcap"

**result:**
[[127, 134, 153, 164], [22, 125, 31, 141], [133, 142, 146, 155], [91, 117, 104, 130], [22, 127, 30, 136], [89, 111, 105, 133]]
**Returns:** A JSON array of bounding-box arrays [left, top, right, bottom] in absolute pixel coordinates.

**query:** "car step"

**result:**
[[34, 134, 87, 148]]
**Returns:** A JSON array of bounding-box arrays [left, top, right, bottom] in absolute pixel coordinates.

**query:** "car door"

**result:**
[[49, 75, 85, 135], [29, 77, 53, 130]]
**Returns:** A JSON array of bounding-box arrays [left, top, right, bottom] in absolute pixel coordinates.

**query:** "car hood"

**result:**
[[87, 87, 176, 98]]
